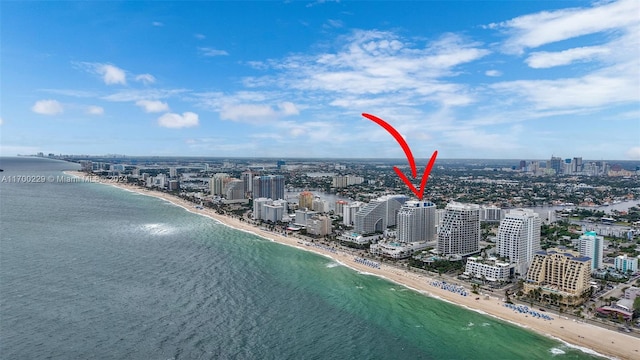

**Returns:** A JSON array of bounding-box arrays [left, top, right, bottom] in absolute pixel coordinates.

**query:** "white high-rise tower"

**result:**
[[496, 209, 541, 277], [397, 201, 436, 243], [437, 202, 481, 256]]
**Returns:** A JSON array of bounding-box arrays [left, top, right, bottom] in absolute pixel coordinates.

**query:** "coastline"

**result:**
[[66, 171, 640, 359]]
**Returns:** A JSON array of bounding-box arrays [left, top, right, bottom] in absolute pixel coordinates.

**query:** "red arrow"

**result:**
[[362, 113, 438, 200]]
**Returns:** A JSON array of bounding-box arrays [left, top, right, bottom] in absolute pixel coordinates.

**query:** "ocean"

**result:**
[[0, 157, 604, 359]]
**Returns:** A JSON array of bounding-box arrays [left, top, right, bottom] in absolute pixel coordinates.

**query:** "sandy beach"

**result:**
[[67, 171, 640, 359]]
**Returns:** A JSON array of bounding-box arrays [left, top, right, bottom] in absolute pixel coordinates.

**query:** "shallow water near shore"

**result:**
[[0, 157, 604, 359]]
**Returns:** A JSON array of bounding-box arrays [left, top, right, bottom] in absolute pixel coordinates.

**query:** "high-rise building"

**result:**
[[169, 167, 177, 178], [253, 175, 285, 200], [306, 215, 332, 236], [343, 201, 364, 226], [550, 156, 563, 175], [335, 200, 349, 217], [524, 248, 591, 306], [252, 198, 286, 222], [224, 179, 245, 200], [481, 205, 502, 223], [397, 201, 436, 243], [496, 209, 541, 277], [241, 171, 254, 194], [299, 191, 314, 210], [210, 173, 229, 196], [312, 197, 327, 213], [437, 202, 481, 256], [578, 231, 604, 271], [354, 195, 408, 234]]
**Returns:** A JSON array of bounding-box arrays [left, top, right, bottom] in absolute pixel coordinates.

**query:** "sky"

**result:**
[[1, 0, 639, 160]]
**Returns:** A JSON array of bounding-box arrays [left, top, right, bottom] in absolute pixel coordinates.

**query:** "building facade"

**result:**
[[614, 254, 638, 274], [396, 201, 437, 243], [524, 248, 591, 306], [464, 257, 512, 282], [496, 209, 541, 277], [437, 202, 481, 256], [353, 195, 408, 234], [578, 231, 604, 271]]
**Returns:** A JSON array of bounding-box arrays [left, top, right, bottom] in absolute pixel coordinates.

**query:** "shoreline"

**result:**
[[66, 171, 640, 359]]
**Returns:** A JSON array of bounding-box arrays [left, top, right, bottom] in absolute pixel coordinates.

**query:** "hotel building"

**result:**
[[437, 202, 481, 256], [614, 254, 638, 274], [496, 209, 541, 277], [397, 201, 437, 243], [464, 257, 512, 282], [524, 248, 591, 306], [354, 195, 408, 234]]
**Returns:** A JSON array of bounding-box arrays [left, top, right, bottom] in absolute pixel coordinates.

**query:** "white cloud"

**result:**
[[0, 117, 3, 125], [152, 21, 164, 27], [485, 70, 502, 77], [76, 62, 127, 85], [136, 100, 170, 113], [525, 46, 611, 68], [98, 64, 126, 85], [135, 73, 156, 85], [198, 47, 229, 57], [86, 106, 104, 115], [194, 33, 206, 39], [627, 146, 640, 160], [32, 99, 63, 115], [157, 112, 199, 128], [492, 0, 638, 53], [491, 68, 638, 110], [102, 89, 187, 102]]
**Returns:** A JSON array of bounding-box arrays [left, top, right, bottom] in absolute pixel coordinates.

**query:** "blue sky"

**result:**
[[1, 0, 638, 160]]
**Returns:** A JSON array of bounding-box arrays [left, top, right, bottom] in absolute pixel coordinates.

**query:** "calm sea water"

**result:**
[[0, 157, 604, 359]]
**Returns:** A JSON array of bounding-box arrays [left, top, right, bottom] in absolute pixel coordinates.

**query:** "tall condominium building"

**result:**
[[397, 201, 436, 243], [253, 175, 285, 200], [480, 205, 503, 223], [437, 202, 481, 256], [306, 215, 332, 236], [335, 200, 349, 218], [578, 231, 603, 271], [524, 248, 591, 306], [343, 201, 364, 226], [210, 173, 230, 196], [496, 209, 541, 277], [241, 171, 255, 194], [299, 191, 314, 210], [252, 197, 286, 222], [224, 179, 245, 200], [354, 195, 408, 234]]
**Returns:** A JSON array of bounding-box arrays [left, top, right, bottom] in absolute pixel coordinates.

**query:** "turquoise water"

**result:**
[[0, 157, 604, 359]]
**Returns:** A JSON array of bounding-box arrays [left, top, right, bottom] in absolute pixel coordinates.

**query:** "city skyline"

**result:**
[[1, 1, 639, 160]]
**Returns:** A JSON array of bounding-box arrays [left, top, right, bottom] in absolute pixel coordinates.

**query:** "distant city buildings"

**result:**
[[298, 191, 314, 210], [524, 248, 591, 306], [437, 202, 481, 257], [332, 174, 364, 188], [496, 209, 541, 277]]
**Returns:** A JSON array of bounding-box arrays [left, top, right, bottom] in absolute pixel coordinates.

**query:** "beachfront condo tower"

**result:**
[[578, 231, 604, 271], [437, 202, 481, 256], [524, 248, 591, 306], [397, 201, 437, 243], [496, 209, 541, 277], [252, 175, 285, 200], [354, 195, 408, 235]]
